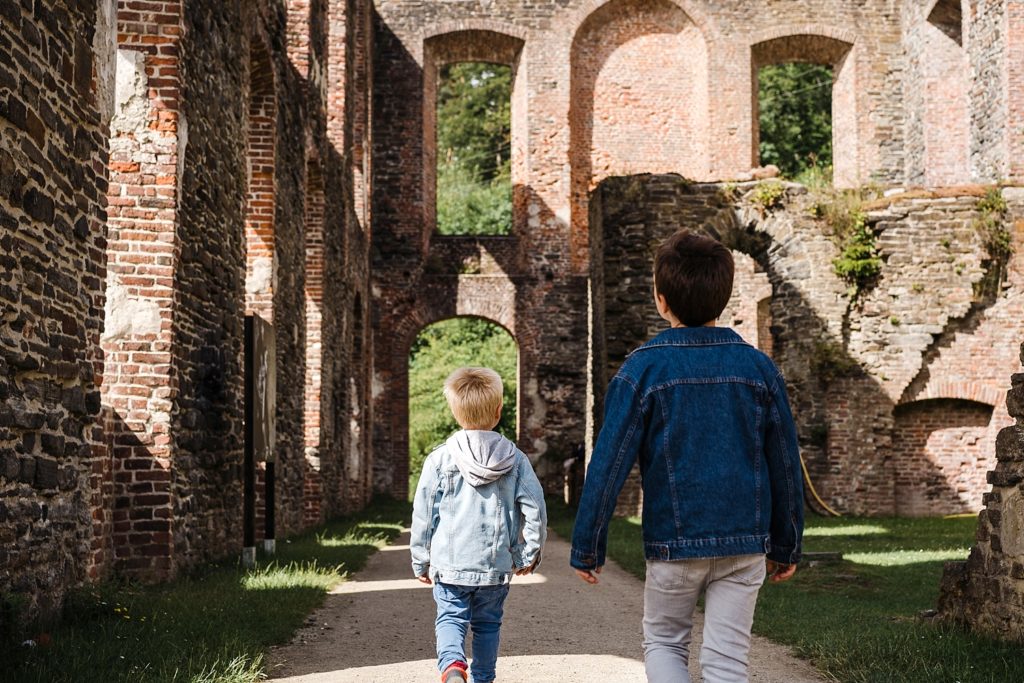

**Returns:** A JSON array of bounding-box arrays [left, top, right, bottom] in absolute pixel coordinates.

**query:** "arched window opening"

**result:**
[[435, 62, 513, 235], [751, 34, 855, 187], [407, 317, 518, 498]]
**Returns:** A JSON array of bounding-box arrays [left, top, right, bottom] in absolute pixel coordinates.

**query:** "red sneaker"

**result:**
[[441, 661, 468, 682]]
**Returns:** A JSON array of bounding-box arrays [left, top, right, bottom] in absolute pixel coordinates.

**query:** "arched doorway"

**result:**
[[407, 316, 519, 497]]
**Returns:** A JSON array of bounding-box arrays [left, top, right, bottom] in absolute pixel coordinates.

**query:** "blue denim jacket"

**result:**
[[411, 432, 547, 586], [570, 326, 804, 570]]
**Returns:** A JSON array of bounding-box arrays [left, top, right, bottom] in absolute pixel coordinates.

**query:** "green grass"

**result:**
[[548, 499, 1024, 683], [3, 497, 410, 683]]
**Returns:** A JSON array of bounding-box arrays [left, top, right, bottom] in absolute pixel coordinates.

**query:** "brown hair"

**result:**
[[654, 230, 734, 327]]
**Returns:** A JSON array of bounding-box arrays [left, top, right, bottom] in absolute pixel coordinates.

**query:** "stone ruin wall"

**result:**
[[1, 0, 375, 616], [3, 0, 1024, 635], [591, 175, 1024, 517], [939, 345, 1024, 642], [370, 0, 1024, 501], [1, 0, 112, 615]]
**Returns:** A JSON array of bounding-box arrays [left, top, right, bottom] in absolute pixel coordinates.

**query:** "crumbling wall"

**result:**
[[591, 175, 1024, 516], [939, 344, 1024, 641]]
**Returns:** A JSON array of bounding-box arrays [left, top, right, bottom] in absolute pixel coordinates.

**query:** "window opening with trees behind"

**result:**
[[758, 63, 833, 184], [436, 62, 513, 235]]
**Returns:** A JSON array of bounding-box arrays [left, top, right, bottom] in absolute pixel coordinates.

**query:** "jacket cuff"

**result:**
[[767, 545, 801, 565], [411, 561, 429, 577], [569, 546, 604, 570]]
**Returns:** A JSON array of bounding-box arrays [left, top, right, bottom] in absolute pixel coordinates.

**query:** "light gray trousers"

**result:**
[[643, 554, 766, 683]]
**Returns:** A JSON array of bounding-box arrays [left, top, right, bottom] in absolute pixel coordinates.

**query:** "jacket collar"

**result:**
[[634, 325, 746, 351]]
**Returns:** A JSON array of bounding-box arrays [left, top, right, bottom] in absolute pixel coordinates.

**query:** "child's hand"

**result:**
[[515, 557, 539, 576], [766, 559, 797, 583], [416, 574, 433, 585], [574, 566, 602, 584]]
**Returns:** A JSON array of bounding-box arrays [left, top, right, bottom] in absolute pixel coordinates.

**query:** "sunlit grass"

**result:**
[[2, 497, 410, 683], [803, 524, 888, 537], [547, 498, 1024, 683], [845, 549, 969, 567]]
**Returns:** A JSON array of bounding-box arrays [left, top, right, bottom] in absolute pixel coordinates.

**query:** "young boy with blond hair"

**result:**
[[411, 366, 547, 683], [571, 230, 804, 683]]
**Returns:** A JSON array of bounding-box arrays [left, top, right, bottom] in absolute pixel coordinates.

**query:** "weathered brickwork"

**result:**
[[588, 175, 1024, 517], [2, 0, 374, 615]]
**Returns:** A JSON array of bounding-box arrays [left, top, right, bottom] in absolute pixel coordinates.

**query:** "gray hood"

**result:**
[[447, 430, 518, 487]]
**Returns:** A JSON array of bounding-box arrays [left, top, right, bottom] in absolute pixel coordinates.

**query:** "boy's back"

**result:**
[[589, 326, 801, 563], [411, 430, 547, 586], [570, 229, 803, 683], [409, 366, 546, 683]]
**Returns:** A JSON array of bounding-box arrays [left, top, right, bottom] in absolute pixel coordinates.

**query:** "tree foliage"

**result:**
[[436, 62, 512, 235], [408, 318, 518, 496], [758, 63, 833, 180]]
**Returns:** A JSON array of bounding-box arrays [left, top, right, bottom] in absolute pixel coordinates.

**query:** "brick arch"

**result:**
[[394, 281, 519, 357], [423, 19, 529, 44], [566, 0, 720, 43], [892, 397, 996, 515], [900, 381, 1002, 408], [422, 30, 527, 242], [750, 31, 857, 186], [570, 0, 711, 253]]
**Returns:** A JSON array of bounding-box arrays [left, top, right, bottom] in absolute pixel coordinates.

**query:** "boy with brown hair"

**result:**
[[571, 230, 804, 683]]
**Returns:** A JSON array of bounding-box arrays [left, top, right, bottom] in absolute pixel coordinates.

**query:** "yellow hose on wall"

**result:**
[[800, 454, 842, 517]]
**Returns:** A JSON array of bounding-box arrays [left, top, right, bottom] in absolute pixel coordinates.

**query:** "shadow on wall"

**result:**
[[587, 174, 1011, 517]]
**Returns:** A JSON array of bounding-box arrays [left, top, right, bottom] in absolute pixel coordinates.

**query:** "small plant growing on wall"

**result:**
[[752, 180, 786, 213], [831, 208, 882, 299], [973, 187, 1012, 300]]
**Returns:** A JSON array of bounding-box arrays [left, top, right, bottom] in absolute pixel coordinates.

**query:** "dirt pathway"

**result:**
[[268, 530, 824, 682]]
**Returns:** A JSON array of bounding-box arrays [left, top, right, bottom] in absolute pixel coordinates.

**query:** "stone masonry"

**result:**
[[370, 0, 1024, 505], [2, 0, 374, 617], [4, 0, 1024, 638]]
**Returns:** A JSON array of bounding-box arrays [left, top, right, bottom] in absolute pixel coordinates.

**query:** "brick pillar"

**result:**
[[303, 164, 327, 526], [245, 36, 277, 322], [101, 0, 182, 579]]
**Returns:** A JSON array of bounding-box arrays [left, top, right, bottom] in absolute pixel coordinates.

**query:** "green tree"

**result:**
[[758, 63, 833, 180], [408, 317, 518, 497], [436, 62, 512, 235]]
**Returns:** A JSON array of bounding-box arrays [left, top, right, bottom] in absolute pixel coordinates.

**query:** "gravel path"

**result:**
[[268, 530, 824, 682]]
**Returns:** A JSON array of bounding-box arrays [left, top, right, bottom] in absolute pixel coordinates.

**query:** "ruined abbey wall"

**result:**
[[4, 0, 1024, 633], [370, 0, 1024, 501], [1, 0, 375, 615], [591, 175, 1024, 516]]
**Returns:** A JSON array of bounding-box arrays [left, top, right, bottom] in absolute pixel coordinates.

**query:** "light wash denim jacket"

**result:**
[[410, 430, 548, 586], [571, 326, 804, 570]]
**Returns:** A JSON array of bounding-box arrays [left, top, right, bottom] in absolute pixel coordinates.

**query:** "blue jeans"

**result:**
[[433, 581, 510, 683]]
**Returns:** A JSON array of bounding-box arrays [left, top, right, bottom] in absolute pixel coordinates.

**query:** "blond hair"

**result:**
[[443, 367, 504, 430]]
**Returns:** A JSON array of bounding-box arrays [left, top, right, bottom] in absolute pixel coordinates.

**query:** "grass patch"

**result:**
[[3, 497, 409, 683], [548, 499, 1024, 682]]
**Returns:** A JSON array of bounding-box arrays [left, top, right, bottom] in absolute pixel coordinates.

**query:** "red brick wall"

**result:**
[[245, 36, 277, 323], [922, 14, 970, 186], [570, 0, 710, 244], [101, 0, 182, 580], [892, 399, 994, 516]]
